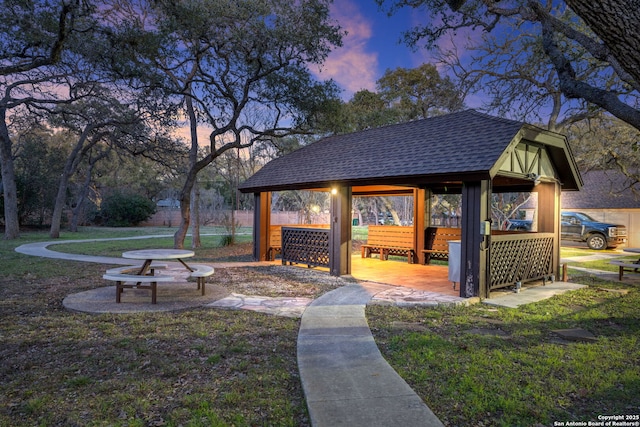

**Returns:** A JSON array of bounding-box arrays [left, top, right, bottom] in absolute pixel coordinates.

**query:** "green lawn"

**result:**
[[368, 249, 640, 426], [0, 228, 306, 427], [51, 233, 253, 261]]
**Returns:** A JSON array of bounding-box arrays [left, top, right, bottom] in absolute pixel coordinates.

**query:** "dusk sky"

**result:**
[[313, 0, 435, 100]]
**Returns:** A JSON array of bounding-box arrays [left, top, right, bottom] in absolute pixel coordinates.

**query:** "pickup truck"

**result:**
[[507, 211, 627, 250]]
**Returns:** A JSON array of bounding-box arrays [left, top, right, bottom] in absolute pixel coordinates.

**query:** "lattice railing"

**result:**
[[490, 233, 554, 290], [281, 227, 330, 268]]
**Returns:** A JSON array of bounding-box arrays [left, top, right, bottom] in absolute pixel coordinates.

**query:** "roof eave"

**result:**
[[238, 171, 492, 194]]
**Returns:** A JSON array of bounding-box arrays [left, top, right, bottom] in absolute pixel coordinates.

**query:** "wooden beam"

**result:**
[[535, 181, 561, 279], [329, 186, 352, 276], [414, 188, 430, 264], [252, 192, 271, 261], [460, 180, 491, 298]]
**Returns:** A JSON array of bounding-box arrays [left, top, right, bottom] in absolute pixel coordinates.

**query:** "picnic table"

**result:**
[[623, 247, 640, 261], [122, 249, 196, 274], [103, 249, 213, 303], [609, 247, 640, 281]]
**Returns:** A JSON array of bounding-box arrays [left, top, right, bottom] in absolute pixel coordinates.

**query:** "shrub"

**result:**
[[95, 193, 156, 226]]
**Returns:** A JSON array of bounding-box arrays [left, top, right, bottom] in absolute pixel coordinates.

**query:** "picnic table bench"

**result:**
[[103, 265, 175, 304], [421, 227, 462, 265], [361, 225, 415, 263], [188, 264, 215, 294], [103, 263, 215, 303], [609, 260, 640, 281]]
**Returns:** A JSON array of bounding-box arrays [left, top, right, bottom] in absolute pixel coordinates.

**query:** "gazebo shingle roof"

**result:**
[[239, 110, 578, 193]]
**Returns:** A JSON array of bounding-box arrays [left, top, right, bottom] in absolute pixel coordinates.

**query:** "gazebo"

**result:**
[[239, 110, 582, 299]]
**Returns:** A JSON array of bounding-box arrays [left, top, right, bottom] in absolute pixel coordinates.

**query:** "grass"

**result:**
[[0, 227, 309, 426], [1, 228, 639, 426], [51, 234, 254, 261], [367, 259, 640, 426], [559, 244, 640, 273]]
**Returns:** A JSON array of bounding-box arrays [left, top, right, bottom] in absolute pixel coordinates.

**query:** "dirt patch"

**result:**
[[208, 265, 351, 298]]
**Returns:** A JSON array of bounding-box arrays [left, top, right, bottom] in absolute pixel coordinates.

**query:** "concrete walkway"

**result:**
[[298, 283, 444, 427], [483, 282, 588, 308]]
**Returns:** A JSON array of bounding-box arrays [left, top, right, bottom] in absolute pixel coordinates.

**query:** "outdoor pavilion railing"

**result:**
[[489, 232, 555, 291], [281, 226, 330, 268]]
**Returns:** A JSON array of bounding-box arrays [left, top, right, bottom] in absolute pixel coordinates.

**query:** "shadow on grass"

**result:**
[[367, 275, 640, 427]]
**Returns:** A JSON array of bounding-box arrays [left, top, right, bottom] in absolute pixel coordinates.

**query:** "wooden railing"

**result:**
[[490, 233, 555, 291], [268, 224, 329, 260], [281, 227, 330, 268]]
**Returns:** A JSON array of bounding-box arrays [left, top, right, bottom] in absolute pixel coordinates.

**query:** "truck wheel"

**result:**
[[587, 234, 607, 250]]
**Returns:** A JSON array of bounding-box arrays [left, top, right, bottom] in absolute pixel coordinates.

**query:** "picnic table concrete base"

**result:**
[[63, 283, 229, 314]]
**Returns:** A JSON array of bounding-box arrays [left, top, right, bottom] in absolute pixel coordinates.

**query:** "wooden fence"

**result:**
[[281, 227, 330, 268], [489, 232, 555, 290]]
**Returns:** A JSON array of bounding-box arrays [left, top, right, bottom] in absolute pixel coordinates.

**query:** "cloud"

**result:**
[[312, 1, 379, 100]]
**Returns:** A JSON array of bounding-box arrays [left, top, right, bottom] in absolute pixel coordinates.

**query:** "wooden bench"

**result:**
[[103, 271, 175, 304], [269, 226, 283, 261], [609, 260, 640, 281], [421, 227, 462, 265], [361, 225, 415, 263], [188, 264, 215, 295]]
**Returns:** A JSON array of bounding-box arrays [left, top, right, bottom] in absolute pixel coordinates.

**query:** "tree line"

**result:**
[[2, 0, 639, 246]]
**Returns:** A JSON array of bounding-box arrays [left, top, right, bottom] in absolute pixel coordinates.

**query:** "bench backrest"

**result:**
[[367, 225, 414, 248], [269, 224, 329, 247], [425, 227, 461, 251]]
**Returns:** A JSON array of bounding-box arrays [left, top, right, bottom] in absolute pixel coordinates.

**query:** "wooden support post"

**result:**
[[414, 188, 430, 265], [460, 180, 491, 299], [535, 181, 561, 281], [252, 192, 271, 261], [329, 186, 352, 276]]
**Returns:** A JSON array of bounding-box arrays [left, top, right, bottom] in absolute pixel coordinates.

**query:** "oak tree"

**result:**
[[378, 0, 640, 131], [129, 0, 343, 248]]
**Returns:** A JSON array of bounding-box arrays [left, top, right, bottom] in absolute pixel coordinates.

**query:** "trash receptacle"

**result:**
[[448, 240, 461, 289]]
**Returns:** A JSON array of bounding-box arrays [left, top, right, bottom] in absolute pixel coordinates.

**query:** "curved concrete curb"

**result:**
[[297, 283, 444, 427]]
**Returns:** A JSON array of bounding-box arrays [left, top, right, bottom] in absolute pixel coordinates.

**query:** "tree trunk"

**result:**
[[174, 165, 201, 248], [174, 189, 191, 249], [70, 162, 95, 232], [565, 0, 640, 88], [49, 174, 70, 238], [190, 181, 201, 249], [231, 208, 236, 244], [50, 130, 97, 238], [175, 87, 199, 249], [0, 115, 20, 239]]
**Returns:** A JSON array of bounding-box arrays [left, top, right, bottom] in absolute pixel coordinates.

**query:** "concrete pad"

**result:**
[[63, 283, 229, 313], [483, 282, 588, 308], [207, 293, 312, 318]]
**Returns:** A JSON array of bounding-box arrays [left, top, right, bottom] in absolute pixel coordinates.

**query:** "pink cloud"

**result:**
[[312, 1, 379, 99]]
